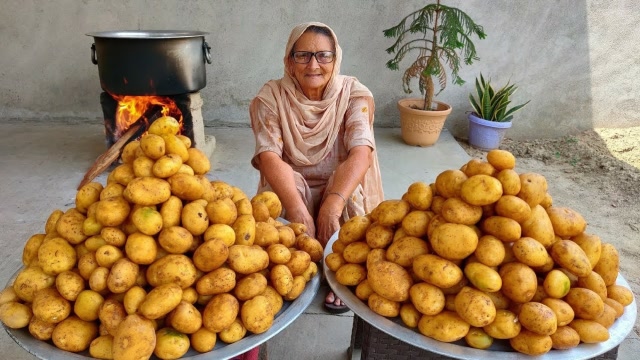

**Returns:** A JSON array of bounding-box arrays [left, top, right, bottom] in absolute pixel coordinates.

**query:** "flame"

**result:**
[[112, 95, 183, 138]]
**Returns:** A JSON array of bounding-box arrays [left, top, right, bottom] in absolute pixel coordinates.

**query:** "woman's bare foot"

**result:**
[[324, 290, 349, 313]]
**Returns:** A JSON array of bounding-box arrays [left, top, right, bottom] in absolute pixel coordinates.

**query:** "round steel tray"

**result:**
[[3, 266, 320, 360], [324, 232, 637, 360]]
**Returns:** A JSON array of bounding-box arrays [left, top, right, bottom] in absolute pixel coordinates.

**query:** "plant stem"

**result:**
[[423, 0, 441, 111]]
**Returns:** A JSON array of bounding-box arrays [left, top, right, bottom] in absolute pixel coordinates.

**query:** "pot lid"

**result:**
[[86, 30, 208, 39]]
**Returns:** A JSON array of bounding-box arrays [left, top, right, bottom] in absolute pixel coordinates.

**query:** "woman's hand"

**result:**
[[316, 198, 343, 248], [285, 205, 316, 239]]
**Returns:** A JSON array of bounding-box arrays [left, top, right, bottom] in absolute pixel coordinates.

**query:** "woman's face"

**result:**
[[290, 31, 335, 101]]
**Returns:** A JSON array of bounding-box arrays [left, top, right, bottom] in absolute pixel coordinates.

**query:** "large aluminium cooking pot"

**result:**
[[87, 30, 212, 96]]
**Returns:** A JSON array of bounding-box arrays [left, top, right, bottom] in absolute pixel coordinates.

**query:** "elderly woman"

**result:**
[[249, 22, 384, 314]]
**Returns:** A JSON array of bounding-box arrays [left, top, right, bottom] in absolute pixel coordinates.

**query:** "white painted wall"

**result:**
[[0, 0, 638, 139]]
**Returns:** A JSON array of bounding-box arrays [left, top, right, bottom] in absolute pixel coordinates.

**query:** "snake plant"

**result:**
[[384, 0, 486, 111], [469, 73, 530, 122]]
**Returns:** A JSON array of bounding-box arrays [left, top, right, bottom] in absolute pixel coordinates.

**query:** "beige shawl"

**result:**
[[252, 22, 383, 212]]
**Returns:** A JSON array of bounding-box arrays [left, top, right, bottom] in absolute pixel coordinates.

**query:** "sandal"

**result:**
[[324, 290, 349, 314]]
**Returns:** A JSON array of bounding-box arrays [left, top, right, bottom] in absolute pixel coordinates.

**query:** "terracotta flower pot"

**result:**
[[398, 99, 452, 146]]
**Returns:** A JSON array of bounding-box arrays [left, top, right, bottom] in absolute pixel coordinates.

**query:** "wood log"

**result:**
[[77, 122, 143, 190]]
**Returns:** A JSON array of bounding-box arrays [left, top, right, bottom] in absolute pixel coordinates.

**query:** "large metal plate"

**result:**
[[86, 30, 209, 39], [3, 267, 320, 360], [324, 231, 637, 360]]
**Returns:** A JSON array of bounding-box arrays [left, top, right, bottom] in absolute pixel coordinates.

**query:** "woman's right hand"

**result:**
[[285, 205, 316, 239]]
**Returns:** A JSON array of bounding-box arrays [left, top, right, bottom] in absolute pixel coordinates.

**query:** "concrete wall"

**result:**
[[0, 0, 638, 140]]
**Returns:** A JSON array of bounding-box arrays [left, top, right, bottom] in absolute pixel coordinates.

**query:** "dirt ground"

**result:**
[[457, 126, 640, 337]]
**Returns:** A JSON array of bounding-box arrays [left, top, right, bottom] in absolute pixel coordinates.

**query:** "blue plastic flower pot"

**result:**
[[467, 113, 512, 151]]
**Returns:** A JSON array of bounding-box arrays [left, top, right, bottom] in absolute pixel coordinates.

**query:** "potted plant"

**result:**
[[468, 73, 530, 150], [384, 0, 486, 146]]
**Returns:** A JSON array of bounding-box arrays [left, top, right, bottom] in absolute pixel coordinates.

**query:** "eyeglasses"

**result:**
[[291, 51, 335, 64]]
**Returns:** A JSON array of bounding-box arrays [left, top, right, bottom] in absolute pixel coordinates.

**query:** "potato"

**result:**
[[430, 196, 445, 215], [227, 245, 269, 274], [399, 303, 422, 328], [286, 250, 312, 276], [28, 316, 56, 341], [434, 170, 468, 198], [276, 225, 297, 248], [546, 206, 587, 238], [495, 169, 521, 196], [439, 198, 481, 225], [120, 233, 156, 265], [154, 327, 190, 360], [568, 319, 610, 343], [550, 325, 580, 350], [55, 209, 88, 245], [0, 301, 33, 329], [131, 155, 154, 178], [368, 261, 413, 302], [112, 314, 156, 360], [604, 298, 624, 318], [571, 232, 602, 269], [463, 158, 497, 177], [499, 262, 538, 303], [486, 149, 516, 170], [412, 254, 463, 289], [335, 263, 367, 286], [190, 327, 217, 353], [218, 318, 246, 344], [232, 214, 256, 246], [367, 293, 400, 317], [542, 269, 571, 299], [577, 271, 608, 301], [518, 204, 555, 248], [484, 290, 511, 310], [202, 293, 239, 332], [511, 237, 549, 267], [418, 310, 470, 342], [181, 201, 209, 236], [460, 174, 503, 206], [31, 287, 71, 324], [22, 233, 44, 267], [494, 195, 531, 224], [517, 172, 548, 208], [110, 163, 136, 186], [162, 133, 190, 162], [148, 116, 180, 136], [76, 182, 103, 214], [166, 173, 203, 201], [301, 262, 319, 282], [370, 200, 411, 226], [464, 262, 502, 293], [430, 223, 478, 260], [337, 215, 372, 246], [38, 237, 76, 275], [241, 295, 274, 334], [121, 286, 146, 316], [324, 252, 346, 272], [146, 254, 197, 289], [266, 243, 292, 265], [100, 227, 126, 247], [296, 234, 324, 262], [251, 191, 283, 219], [564, 287, 605, 320], [95, 244, 124, 269], [191, 238, 228, 272], [98, 298, 126, 336], [186, 147, 211, 175], [234, 273, 268, 301], [155, 226, 193, 255], [518, 302, 557, 335], [509, 329, 552, 355], [607, 284, 634, 306], [595, 303, 617, 329], [138, 283, 183, 320], [51, 315, 99, 352], [385, 236, 429, 267], [550, 239, 592, 277], [140, 133, 166, 159], [409, 282, 445, 315], [196, 267, 236, 296], [270, 264, 294, 296], [483, 309, 520, 339], [205, 197, 238, 226], [474, 235, 505, 267], [593, 243, 620, 286], [454, 286, 496, 327], [107, 258, 139, 294], [124, 177, 172, 206], [354, 279, 375, 302], [481, 216, 521, 243], [365, 222, 394, 249], [12, 266, 56, 303], [403, 181, 433, 210]]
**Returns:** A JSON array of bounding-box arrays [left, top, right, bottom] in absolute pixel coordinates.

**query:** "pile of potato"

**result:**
[[327, 149, 634, 356], [0, 116, 324, 360]]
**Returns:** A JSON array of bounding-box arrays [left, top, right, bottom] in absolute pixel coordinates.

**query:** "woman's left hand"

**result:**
[[316, 201, 342, 248]]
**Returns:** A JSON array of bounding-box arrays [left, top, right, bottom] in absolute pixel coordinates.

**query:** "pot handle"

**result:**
[[203, 41, 212, 64], [91, 44, 98, 65]]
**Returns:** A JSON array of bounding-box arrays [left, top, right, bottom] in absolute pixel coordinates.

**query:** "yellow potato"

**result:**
[[123, 232, 157, 265], [120, 140, 140, 164], [55, 209, 88, 245], [517, 172, 548, 208], [27, 316, 55, 341], [190, 327, 217, 353], [511, 237, 549, 267], [509, 329, 552, 355], [486, 149, 516, 170], [324, 252, 346, 272], [409, 282, 445, 315], [435, 169, 468, 198], [594, 303, 617, 329], [267, 243, 292, 265], [193, 238, 228, 272], [464, 262, 502, 293], [335, 263, 366, 286], [76, 182, 103, 214], [604, 298, 624, 319], [498, 262, 537, 303], [430, 223, 478, 260], [51, 315, 99, 353], [495, 169, 521, 196], [546, 206, 587, 238], [550, 239, 592, 277], [571, 232, 602, 269], [12, 266, 56, 303], [124, 177, 172, 206], [418, 310, 470, 342], [241, 295, 274, 334], [123, 286, 147, 315], [98, 298, 127, 336], [568, 319, 610, 343], [483, 309, 520, 339], [368, 261, 413, 302], [132, 155, 155, 178], [166, 301, 203, 335], [218, 318, 246, 344], [412, 254, 463, 289], [518, 302, 557, 335], [474, 235, 505, 267], [370, 200, 411, 226], [365, 222, 395, 249], [1, 301, 33, 329], [154, 327, 190, 360], [403, 181, 433, 210], [162, 133, 190, 162], [106, 258, 139, 294], [385, 236, 429, 267], [140, 133, 166, 160], [481, 216, 521, 243], [607, 284, 634, 306], [550, 326, 581, 350], [186, 147, 211, 175], [460, 174, 503, 206], [285, 250, 312, 276], [576, 271, 608, 301], [227, 245, 270, 274], [399, 303, 422, 328], [148, 116, 180, 136], [232, 214, 256, 246], [520, 204, 556, 247], [368, 293, 400, 317], [355, 279, 375, 302], [152, 153, 183, 178], [543, 269, 572, 299], [109, 163, 136, 186], [295, 234, 324, 262], [250, 191, 283, 219], [440, 197, 482, 225], [196, 267, 236, 296], [277, 225, 297, 248], [283, 275, 307, 301], [494, 195, 531, 223], [167, 173, 204, 201], [270, 264, 294, 296], [112, 314, 156, 360], [463, 158, 497, 177], [564, 287, 605, 320], [234, 273, 268, 301], [145, 254, 197, 289], [593, 243, 620, 286], [338, 215, 371, 244], [454, 286, 496, 327], [300, 262, 318, 282], [38, 237, 76, 275]]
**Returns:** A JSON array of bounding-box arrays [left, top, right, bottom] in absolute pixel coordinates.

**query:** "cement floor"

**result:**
[[0, 123, 635, 359]]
